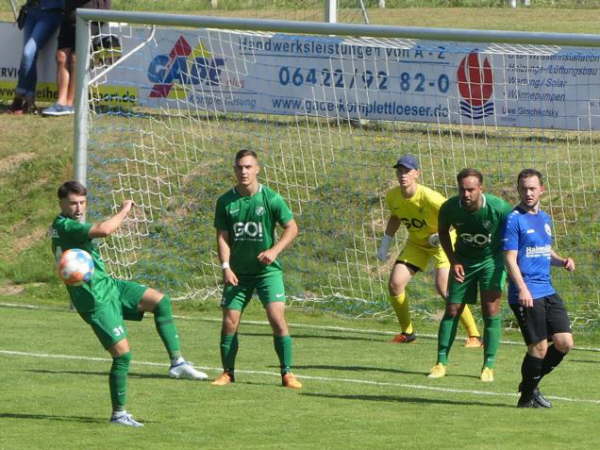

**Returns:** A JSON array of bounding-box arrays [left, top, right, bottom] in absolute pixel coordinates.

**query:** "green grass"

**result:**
[[2, 300, 600, 449]]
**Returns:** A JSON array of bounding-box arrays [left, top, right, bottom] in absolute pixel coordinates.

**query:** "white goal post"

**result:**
[[73, 9, 600, 327]]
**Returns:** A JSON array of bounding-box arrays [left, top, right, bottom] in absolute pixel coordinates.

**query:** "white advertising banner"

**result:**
[[4, 19, 600, 131]]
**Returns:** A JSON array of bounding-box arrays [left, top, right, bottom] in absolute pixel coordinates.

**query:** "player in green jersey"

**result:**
[[51, 181, 207, 427], [212, 149, 301, 389], [428, 169, 513, 382]]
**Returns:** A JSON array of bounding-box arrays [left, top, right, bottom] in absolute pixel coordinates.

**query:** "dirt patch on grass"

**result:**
[[0, 152, 36, 175], [0, 282, 25, 296], [13, 227, 47, 254]]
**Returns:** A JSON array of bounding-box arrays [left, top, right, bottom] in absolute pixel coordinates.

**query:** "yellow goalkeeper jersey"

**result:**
[[385, 184, 446, 247]]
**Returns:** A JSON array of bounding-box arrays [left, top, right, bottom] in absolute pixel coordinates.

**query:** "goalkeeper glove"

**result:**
[[377, 234, 393, 261]]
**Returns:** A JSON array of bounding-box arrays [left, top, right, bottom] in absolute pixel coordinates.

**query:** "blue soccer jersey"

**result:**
[[502, 207, 555, 303]]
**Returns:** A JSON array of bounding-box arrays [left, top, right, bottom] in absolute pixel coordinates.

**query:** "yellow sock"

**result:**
[[459, 304, 480, 337], [389, 293, 413, 334]]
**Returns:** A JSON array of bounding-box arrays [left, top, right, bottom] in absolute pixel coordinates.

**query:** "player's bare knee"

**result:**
[[388, 281, 405, 296], [528, 340, 548, 358], [554, 334, 574, 354]]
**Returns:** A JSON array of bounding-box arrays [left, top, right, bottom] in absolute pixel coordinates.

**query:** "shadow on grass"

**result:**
[[301, 392, 512, 408], [289, 364, 482, 380], [240, 331, 383, 342], [0, 412, 107, 424], [27, 368, 171, 380]]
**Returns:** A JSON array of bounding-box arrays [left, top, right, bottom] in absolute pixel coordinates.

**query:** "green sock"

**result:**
[[273, 335, 293, 374], [153, 296, 182, 361], [437, 315, 460, 365], [483, 315, 502, 368], [220, 333, 238, 372], [109, 352, 131, 412]]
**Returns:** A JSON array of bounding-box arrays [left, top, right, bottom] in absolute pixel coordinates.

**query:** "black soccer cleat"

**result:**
[[517, 393, 542, 408], [532, 388, 552, 408], [518, 383, 552, 408]]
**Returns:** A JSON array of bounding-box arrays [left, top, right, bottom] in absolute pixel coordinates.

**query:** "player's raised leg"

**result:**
[[388, 262, 416, 343], [138, 287, 208, 380]]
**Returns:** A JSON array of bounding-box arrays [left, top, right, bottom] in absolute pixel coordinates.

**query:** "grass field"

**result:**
[[3, 300, 600, 449]]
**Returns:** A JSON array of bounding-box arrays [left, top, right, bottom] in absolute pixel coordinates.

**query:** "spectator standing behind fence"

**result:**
[[42, 0, 110, 116], [7, 0, 65, 114]]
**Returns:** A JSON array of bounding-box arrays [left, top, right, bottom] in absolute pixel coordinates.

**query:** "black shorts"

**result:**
[[57, 19, 100, 52], [510, 294, 572, 345]]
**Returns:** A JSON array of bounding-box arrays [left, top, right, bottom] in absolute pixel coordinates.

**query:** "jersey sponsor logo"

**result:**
[[459, 232, 491, 247], [525, 244, 551, 258], [544, 223, 552, 236], [457, 51, 494, 120], [527, 228, 535, 234], [229, 208, 240, 215], [399, 217, 426, 229], [233, 221, 264, 240]]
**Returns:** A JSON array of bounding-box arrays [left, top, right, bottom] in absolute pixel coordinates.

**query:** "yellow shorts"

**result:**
[[397, 241, 450, 272]]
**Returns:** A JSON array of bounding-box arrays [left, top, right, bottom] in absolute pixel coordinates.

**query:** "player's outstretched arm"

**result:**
[[88, 200, 134, 238], [377, 216, 400, 261], [217, 229, 238, 286], [257, 219, 298, 265], [551, 250, 575, 272], [504, 250, 534, 307]]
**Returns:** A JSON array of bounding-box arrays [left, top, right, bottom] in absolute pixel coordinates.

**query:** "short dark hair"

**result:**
[[456, 168, 483, 184], [235, 149, 258, 163], [517, 168, 544, 186], [58, 181, 87, 199]]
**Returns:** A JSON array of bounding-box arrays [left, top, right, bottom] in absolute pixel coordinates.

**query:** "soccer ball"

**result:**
[[428, 233, 441, 247], [58, 249, 94, 286]]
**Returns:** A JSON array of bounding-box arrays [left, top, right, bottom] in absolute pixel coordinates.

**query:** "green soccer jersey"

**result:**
[[51, 214, 112, 312], [214, 184, 293, 277], [438, 193, 513, 264]]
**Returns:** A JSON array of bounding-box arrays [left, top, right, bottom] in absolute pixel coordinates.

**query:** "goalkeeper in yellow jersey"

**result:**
[[377, 155, 481, 346]]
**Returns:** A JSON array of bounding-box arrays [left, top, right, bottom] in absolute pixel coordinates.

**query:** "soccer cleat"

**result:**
[[519, 383, 552, 408], [390, 332, 416, 344], [282, 372, 302, 389], [110, 412, 144, 427], [517, 393, 542, 409], [211, 371, 235, 386], [168, 361, 208, 380], [464, 336, 483, 348], [480, 367, 494, 382], [532, 388, 552, 408], [41, 103, 74, 116], [427, 363, 447, 379]]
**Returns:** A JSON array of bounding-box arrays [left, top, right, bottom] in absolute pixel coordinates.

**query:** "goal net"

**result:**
[[76, 10, 600, 330]]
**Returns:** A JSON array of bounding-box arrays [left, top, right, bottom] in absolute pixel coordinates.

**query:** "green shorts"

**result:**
[[78, 279, 147, 349], [221, 271, 286, 311], [447, 257, 506, 304]]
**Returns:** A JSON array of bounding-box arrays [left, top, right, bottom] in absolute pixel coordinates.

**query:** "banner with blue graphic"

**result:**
[[107, 27, 600, 130]]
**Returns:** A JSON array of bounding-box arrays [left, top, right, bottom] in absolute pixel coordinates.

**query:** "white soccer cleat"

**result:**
[[110, 412, 144, 427], [168, 361, 208, 380]]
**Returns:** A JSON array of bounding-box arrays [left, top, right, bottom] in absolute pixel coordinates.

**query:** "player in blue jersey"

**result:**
[[503, 169, 574, 408]]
